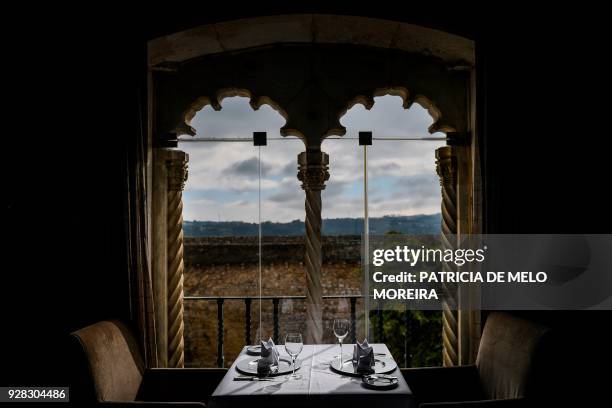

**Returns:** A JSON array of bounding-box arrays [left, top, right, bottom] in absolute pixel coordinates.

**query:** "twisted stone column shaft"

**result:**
[[304, 190, 323, 343], [167, 191, 185, 367], [166, 151, 188, 368], [436, 146, 459, 367], [298, 150, 329, 344]]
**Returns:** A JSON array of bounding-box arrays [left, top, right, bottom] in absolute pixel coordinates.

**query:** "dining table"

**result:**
[[209, 343, 414, 408]]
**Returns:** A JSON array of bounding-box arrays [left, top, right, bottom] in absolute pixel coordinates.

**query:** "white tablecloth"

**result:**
[[210, 343, 414, 408]]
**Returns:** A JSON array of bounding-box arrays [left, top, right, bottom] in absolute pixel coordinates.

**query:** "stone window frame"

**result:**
[[146, 14, 481, 368]]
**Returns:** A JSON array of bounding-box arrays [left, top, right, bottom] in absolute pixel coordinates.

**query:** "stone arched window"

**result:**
[[148, 14, 480, 368]]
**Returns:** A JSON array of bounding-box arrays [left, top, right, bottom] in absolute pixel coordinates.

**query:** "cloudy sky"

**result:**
[[179, 95, 444, 223]]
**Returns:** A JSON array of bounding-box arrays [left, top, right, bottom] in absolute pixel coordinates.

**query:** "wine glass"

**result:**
[[333, 318, 350, 366], [284, 333, 303, 380]]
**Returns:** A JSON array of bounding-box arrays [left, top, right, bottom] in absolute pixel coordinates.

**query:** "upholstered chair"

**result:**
[[401, 312, 554, 407], [69, 320, 227, 406]]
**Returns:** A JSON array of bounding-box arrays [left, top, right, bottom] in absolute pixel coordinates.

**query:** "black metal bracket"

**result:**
[[359, 131, 373, 146], [253, 131, 267, 146], [446, 131, 471, 146], [154, 132, 179, 148]]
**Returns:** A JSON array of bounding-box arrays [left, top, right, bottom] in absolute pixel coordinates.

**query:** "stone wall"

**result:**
[[184, 235, 362, 266]]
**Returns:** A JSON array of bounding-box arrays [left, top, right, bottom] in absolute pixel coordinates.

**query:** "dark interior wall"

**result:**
[[2, 16, 141, 383], [476, 14, 612, 397], [479, 23, 612, 235], [2, 3, 611, 386], [477, 8, 611, 328]]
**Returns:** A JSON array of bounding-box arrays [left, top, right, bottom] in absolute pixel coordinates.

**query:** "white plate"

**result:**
[[235, 357, 301, 376], [329, 356, 398, 377]]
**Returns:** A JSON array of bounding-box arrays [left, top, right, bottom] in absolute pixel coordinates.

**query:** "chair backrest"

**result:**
[[476, 312, 550, 400], [71, 320, 145, 402]]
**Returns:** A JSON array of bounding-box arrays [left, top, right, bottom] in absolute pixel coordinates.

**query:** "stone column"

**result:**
[[166, 150, 188, 368], [297, 150, 329, 344], [436, 146, 459, 367], [152, 149, 169, 367], [455, 143, 480, 366]]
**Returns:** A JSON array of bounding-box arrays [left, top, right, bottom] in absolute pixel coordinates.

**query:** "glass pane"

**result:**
[[180, 97, 295, 367], [257, 136, 306, 344], [366, 139, 444, 367], [321, 95, 445, 367], [320, 138, 365, 344]]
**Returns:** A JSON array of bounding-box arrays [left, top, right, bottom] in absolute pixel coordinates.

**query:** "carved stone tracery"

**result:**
[[154, 44, 468, 148]]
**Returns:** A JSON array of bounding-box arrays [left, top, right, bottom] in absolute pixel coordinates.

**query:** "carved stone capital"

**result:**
[[297, 151, 330, 191], [436, 146, 457, 187], [166, 150, 189, 192]]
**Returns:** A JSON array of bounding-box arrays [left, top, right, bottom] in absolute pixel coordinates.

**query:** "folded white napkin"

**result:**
[[257, 338, 280, 373], [353, 339, 375, 372]]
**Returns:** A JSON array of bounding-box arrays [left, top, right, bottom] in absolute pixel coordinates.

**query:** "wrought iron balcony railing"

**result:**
[[184, 294, 398, 368]]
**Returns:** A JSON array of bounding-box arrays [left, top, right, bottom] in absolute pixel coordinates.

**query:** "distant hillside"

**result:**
[[184, 213, 441, 237]]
